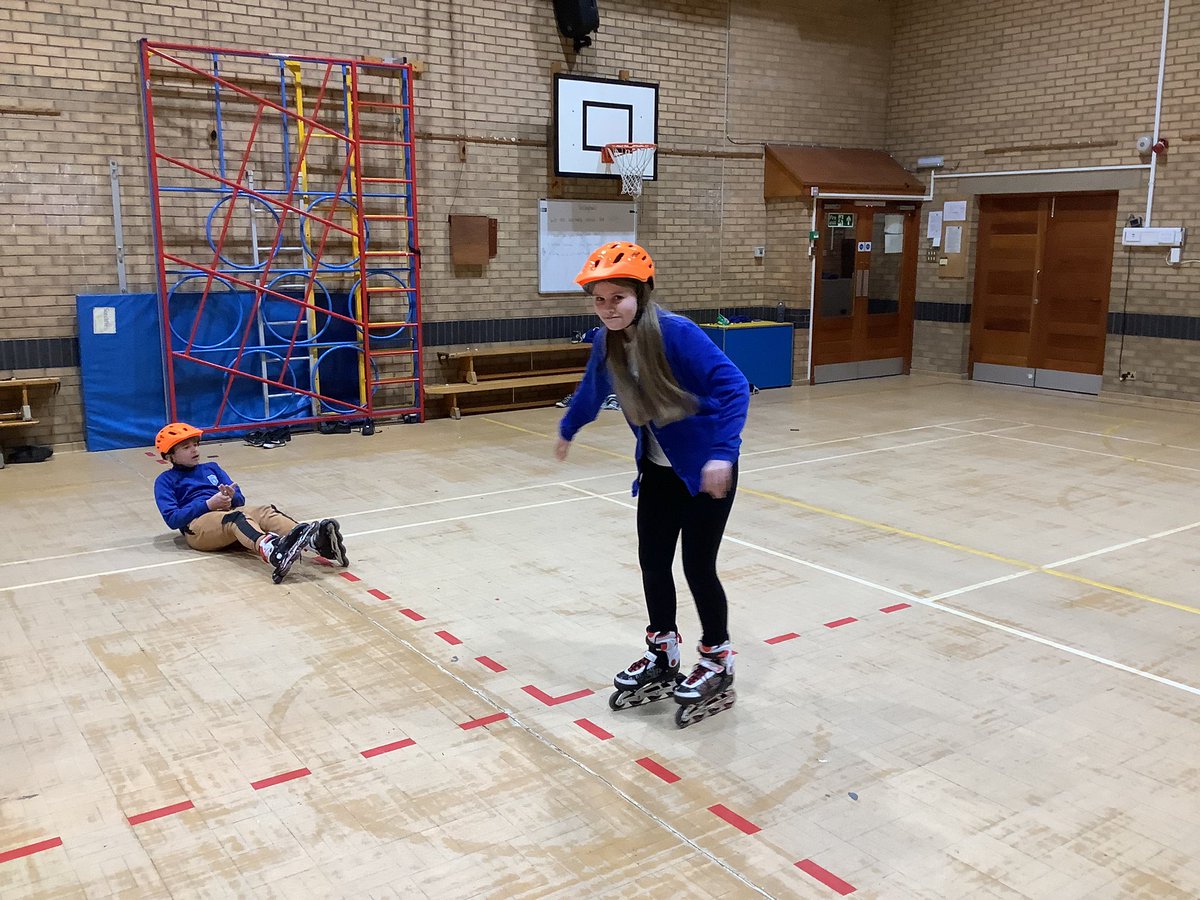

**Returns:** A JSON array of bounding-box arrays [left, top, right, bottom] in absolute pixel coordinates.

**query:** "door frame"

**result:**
[[809, 199, 920, 384], [969, 190, 1118, 395]]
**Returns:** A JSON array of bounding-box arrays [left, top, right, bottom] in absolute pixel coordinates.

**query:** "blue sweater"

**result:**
[[559, 311, 750, 495], [154, 462, 245, 531]]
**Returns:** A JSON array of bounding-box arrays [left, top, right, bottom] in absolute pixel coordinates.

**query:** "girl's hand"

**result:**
[[554, 437, 571, 461], [700, 459, 733, 498]]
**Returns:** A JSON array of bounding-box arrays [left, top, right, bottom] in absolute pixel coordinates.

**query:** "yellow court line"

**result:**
[[741, 486, 1200, 617], [481, 416, 1200, 617]]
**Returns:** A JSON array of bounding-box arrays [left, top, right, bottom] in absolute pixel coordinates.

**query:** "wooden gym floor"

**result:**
[[1, 374, 1198, 898]]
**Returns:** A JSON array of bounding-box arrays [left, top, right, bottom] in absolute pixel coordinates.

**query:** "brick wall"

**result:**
[[888, 0, 1200, 399], [1, 0, 892, 443], [9, 0, 1197, 444]]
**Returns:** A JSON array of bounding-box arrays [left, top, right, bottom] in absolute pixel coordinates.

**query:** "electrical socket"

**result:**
[[753, 246, 766, 258]]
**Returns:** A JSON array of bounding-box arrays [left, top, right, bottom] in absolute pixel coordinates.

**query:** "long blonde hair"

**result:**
[[595, 279, 698, 427]]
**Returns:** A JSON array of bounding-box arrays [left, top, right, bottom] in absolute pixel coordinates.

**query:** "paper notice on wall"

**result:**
[[927, 211, 943, 245], [944, 225, 963, 254], [884, 233, 903, 254], [943, 200, 967, 222], [93, 307, 116, 334], [884, 214, 904, 234]]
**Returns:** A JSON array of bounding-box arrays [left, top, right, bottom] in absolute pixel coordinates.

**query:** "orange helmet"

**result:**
[[575, 241, 655, 289], [155, 422, 202, 456]]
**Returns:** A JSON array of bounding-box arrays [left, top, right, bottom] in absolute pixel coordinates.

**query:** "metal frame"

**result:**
[[139, 39, 424, 433]]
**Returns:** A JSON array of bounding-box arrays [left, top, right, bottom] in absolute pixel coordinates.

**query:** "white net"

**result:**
[[603, 144, 656, 198]]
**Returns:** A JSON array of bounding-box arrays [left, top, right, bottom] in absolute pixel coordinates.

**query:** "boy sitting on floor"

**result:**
[[152, 422, 348, 584]]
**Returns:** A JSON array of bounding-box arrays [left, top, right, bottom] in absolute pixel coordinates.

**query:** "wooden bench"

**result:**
[[0, 376, 61, 468], [0, 376, 60, 429], [436, 342, 590, 384], [425, 343, 590, 418]]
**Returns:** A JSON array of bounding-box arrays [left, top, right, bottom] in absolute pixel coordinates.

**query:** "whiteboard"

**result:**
[[538, 199, 638, 294]]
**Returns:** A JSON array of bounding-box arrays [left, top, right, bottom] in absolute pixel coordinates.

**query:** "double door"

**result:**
[[811, 202, 918, 384], [970, 192, 1118, 394]]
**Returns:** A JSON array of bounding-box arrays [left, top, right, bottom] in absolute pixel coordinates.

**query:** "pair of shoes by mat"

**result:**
[[555, 393, 573, 408], [317, 420, 353, 435], [601, 394, 621, 411], [3, 444, 53, 464], [245, 426, 291, 449]]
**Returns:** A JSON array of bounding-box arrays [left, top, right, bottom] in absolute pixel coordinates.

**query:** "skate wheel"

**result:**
[[674, 704, 692, 728], [609, 690, 631, 711]]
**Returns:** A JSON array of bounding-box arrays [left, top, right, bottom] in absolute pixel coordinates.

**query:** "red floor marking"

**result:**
[[522, 685, 595, 706], [157, 459, 169, 465], [127, 800, 195, 826], [339, 572, 361, 583], [310, 556, 333, 567], [765, 632, 800, 644], [459, 712, 508, 730], [360, 738, 416, 758], [824, 617, 858, 629], [250, 768, 311, 790], [636, 757, 681, 784], [880, 603, 911, 613], [796, 859, 857, 895], [399, 608, 425, 621], [144, 451, 154, 457], [367, 588, 390, 601], [708, 804, 760, 835], [476, 656, 507, 672], [574, 718, 613, 741], [435, 630, 462, 645], [0, 837, 63, 865]]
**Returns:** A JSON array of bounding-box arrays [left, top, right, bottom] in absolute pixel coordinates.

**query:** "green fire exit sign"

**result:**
[[826, 213, 856, 228]]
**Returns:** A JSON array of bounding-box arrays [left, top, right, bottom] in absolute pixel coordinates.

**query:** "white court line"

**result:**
[[745, 432, 977, 474], [927, 518, 1200, 603], [928, 572, 1031, 602], [1044, 519, 1200, 568], [345, 494, 595, 539], [739, 417, 988, 458], [1, 557, 210, 592], [0, 541, 172, 570], [0, 494, 607, 592], [560, 484, 1200, 700], [0, 423, 990, 571], [0, 470, 638, 571], [1018, 422, 1200, 454], [339, 468, 635, 519], [983, 431, 1200, 476]]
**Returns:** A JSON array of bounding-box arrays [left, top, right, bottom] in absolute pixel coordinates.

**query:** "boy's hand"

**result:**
[[219, 483, 238, 498], [554, 437, 571, 461], [207, 490, 232, 511]]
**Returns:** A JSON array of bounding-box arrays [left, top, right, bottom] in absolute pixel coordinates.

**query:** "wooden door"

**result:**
[[812, 202, 917, 383], [1033, 193, 1118, 375], [970, 192, 1117, 393], [970, 196, 1043, 369]]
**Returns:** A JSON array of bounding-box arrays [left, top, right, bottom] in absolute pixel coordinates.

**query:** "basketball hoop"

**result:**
[[601, 143, 657, 198]]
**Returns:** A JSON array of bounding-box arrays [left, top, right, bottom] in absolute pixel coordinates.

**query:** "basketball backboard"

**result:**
[[553, 73, 658, 180]]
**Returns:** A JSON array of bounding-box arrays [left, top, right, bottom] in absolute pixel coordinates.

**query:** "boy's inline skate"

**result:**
[[609, 630, 683, 710], [673, 641, 736, 728]]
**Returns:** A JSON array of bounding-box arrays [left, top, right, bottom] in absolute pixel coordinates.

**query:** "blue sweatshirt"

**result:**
[[154, 462, 246, 531], [559, 311, 750, 495]]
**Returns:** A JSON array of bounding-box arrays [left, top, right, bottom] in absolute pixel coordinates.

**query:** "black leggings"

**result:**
[[636, 461, 738, 647]]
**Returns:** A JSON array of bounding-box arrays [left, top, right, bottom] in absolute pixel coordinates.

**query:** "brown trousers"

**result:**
[[183, 504, 299, 553]]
